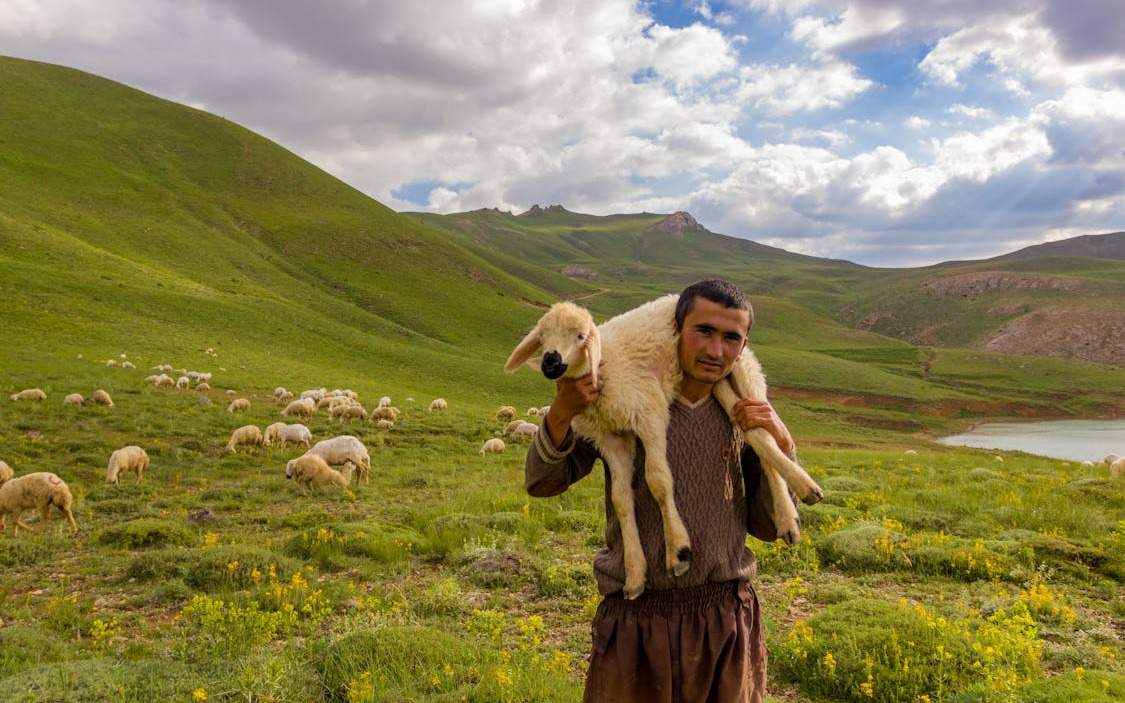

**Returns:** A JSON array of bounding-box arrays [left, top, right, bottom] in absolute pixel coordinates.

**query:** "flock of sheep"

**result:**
[[1, 362, 549, 536]]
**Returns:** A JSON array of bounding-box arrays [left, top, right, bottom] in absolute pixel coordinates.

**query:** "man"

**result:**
[[524, 279, 797, 703]]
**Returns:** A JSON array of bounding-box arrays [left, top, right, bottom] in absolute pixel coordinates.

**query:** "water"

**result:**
[[938, 419, 1125, 462]]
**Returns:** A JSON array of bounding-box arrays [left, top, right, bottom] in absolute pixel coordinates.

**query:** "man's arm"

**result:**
[[524, 373, 602, 497]]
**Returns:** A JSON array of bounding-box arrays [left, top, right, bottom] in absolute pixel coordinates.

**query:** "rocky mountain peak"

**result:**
[[651, 211, 704, 236], [518, 204, 570, 217]]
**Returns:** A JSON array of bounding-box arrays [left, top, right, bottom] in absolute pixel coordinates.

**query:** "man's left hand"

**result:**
[[732, 398, 794, 455]]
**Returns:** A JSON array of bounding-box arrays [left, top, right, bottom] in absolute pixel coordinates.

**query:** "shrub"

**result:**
[[0, 537, 58, 567], [775, 597, 1042, 702], [175, 594, 296, 660], [95, 518, 195, 549], [184, 544, 300, 591], [126, 548, 190, 581]]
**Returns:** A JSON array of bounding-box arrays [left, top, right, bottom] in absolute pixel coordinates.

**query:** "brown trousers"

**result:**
[[584, 580, 767, 703]]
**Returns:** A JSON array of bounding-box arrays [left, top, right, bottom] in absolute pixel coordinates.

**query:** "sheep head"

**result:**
[[505, 301, 601, 385]]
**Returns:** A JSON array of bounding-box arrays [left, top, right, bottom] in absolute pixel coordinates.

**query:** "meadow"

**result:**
[[0, 354, 1122, 703]]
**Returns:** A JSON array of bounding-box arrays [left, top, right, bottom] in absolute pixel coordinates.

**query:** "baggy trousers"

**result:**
[[583, 580, 767, 703]]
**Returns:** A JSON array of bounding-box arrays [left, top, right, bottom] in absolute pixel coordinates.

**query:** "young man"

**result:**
[[524, 279, 797, 703]]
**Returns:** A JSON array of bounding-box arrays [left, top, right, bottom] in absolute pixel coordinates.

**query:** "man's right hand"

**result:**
[[544, 373, 600, 449]]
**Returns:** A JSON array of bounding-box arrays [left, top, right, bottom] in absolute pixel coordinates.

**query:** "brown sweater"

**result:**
[[525, 394, 798, 596]]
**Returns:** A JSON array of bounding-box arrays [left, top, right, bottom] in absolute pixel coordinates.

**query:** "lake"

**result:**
[[938, 418, 1125, 462]]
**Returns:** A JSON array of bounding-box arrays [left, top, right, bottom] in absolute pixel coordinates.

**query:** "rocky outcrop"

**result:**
[[648, 211, 705, 237], [923, 271, 1083, 297], [518, 204, 570, 217], [984, 306, 1125, 367]]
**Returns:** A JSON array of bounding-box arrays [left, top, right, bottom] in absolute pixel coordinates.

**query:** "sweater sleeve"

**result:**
[[743, 444, 801, 542], [524, 425, 601, 497]]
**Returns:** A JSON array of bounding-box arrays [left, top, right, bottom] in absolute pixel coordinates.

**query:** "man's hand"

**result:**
[[544, 373, 600, 449], [732, 398, 794, 455]]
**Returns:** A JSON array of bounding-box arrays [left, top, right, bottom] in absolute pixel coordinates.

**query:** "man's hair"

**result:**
[[674, 279, 753, 332]]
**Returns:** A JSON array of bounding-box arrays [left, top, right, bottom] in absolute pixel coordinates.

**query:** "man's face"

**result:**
[[677, 296, 750, 386]]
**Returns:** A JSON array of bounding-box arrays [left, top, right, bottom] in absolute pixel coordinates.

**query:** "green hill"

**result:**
[[2, 55, 1123, 427]]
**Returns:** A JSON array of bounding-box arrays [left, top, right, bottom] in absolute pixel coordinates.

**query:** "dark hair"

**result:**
[[674, 279, 753, 332]]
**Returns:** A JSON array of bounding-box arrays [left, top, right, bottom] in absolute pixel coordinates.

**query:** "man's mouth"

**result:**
[[698, 360, 722, 371]]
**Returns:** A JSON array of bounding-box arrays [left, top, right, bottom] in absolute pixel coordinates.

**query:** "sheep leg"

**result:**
[[60, 505, 78, 533], [634, 414, 692, 578], [14, 517, 34, 535], [599, 433, 648, 600], [761, 461, 802, 544], [712, 379, 823, 504]]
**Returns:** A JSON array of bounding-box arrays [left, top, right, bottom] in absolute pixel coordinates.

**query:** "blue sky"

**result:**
[[3, 0, 1123, 266]]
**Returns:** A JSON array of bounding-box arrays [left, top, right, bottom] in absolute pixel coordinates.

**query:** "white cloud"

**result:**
[[736, 59, 872, 114], [790, 127, 851, 147], [905, 115, 931, 130], [948, 103, 995, 119], [790, 3, 907, 54]]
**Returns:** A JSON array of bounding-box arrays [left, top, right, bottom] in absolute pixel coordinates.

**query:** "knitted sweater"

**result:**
[[525, 394, 798, 596]]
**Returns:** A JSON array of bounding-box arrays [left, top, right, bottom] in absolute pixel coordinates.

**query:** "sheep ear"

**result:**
[[585, 326, 602, 387], [504, 324, 542, 372]]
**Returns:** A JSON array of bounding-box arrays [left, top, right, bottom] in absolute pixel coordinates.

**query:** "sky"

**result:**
[[3, 0, 1124, 266]]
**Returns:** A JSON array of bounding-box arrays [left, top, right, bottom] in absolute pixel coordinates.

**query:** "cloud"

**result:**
[[736, 59, 872, 114]]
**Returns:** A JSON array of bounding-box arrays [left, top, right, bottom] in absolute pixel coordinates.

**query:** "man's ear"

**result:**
[[504, 324, 542, 373], [584, 326, 602, 386]]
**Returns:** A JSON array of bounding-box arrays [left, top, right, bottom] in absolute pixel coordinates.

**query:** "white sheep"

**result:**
[[275, 390, 294, 402], [479, 438, 506, 456], [274, 423, 313, 448], [495, 405, 517, 421], [510, 421, 539, 440], [63, 393, 84, 406], [91, 389, 114, 407], [506, 294, 822, 599], [1102, 454, 1121, 465], [903, 449, 918, 456], [282, 398, 315, 417], [176, 376, 190, 390], [539, 405, 551, 416], [374, 419, 394, 429], [106, 446, 149, 485], [300, 388, 327, 402], [227, 398, 250, 413], [332, 404, 368, 423], [371, 406, 400, 422], [285, 454, 356, 494], [0, 461, 12, 485], [121, 361, 135, 369], [0, 472, 78, 535], [306, 436, 370, 484], [527, 407, 540, 417], [197, 382, 211, 392], [502, 420, 523, 436], [429, 398, 448, 412], [226, 425, 264, 453], [1110, 458, 1125, 480], [378, 396, 392, 408], [105, 359, 118, 367], [154, 374, 175, 388], [10, 388, 46, 402]]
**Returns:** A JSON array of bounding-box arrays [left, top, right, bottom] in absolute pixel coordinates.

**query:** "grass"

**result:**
[[0, 55, 1123, 701]]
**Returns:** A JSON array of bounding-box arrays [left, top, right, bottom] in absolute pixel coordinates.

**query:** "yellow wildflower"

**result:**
[[192, 689, 208, 702]]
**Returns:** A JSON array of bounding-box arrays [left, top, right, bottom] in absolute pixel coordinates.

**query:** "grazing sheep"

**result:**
[[196, 382, 211, 392], [527, 407, 540, 417], [282, 398, 315, 417], [506, 294, 822, 599], [903, 449, 918, 456], [1110, 458, 1125, 480], [374, 419, 394, 429], [154, 374, 175, 388], [263, 422, 286, 446], [495, 406, 517, 421], [227, 398, 250, 413], [502, 420, 523, 436], [106, 446, 149, 485], [1102, 454, 1121, 465], [91, 389, 114, 407], [106, 359, 118, 367], [371, 406, 400, 422], [10, 389, 46, 402], [479, 438, 506, 456], [540, 405, 551, 416], [0, 461, 12, 485], [332, 404, 368, 423], [226, 425, 264, 453], [273, 423, 312, 448], [276, 390, 293, 402], [378, 396, 392, 408], [429, 398, 447, 412], [63, 393, 84, 406], [0, 472, 78, 535], [300, 388, 327, 402], [285, 454, 356, 494], [273, 387, 289, 399], [176, 376, 190, 390], [306, 436, 370, 484], [510, 421, 539, 440], [121, 361, 135, 369]]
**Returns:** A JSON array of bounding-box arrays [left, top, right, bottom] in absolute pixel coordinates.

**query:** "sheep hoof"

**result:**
[[667, 546, 692, 576], [623, 582, 645, 600], [800, 484, 824, 505], [780, 526, 802, 545]]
